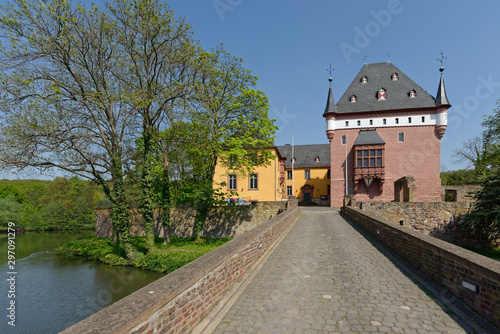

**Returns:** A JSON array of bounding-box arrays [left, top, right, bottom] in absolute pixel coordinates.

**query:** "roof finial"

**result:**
[[326, 62, 334, 83], [437, 51, 447, 72], [387, 53, 391, 62], [363, 55, 368, 63]]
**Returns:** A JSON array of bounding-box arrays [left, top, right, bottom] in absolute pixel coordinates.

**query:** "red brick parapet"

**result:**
[[342, 206, 500, 329], [62, 206, 300, 334]]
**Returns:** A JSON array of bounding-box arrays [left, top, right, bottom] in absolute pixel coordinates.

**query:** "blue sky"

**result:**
[[165, 0, 500, 172], [3, 0, 500, 179]]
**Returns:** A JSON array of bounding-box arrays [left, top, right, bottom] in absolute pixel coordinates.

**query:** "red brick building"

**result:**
[[323, 62, 451, 207]]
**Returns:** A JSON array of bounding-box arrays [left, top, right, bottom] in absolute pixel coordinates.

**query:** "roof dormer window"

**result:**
[[350, 95, 357, 103], [409, 90, 416, 98], [391, 73, 399, 81], [361, 76, 368, 84], [377, 88, 387, 101], [315, 156, 320, 162]]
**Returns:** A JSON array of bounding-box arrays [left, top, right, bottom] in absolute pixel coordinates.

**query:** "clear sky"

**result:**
[[165, 0, 500, 172], [3, 0, 500, 179]]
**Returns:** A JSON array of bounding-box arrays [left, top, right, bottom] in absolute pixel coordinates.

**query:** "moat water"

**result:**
[[0, 231, 164, 334]]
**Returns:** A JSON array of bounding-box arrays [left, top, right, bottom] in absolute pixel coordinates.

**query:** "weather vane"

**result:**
[[437, 51, 447, 70], [326, 62, 334, 82], [387, 53, 391, 61], [363, 55, 368, 62]]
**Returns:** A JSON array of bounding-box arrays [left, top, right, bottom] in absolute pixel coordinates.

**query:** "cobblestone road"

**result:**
[[212, 207, 495, 334]]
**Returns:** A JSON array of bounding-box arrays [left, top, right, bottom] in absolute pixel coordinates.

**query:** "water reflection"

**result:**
[[0, 232, 163, 334]]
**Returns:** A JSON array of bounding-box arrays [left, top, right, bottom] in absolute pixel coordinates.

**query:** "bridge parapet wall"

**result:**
[[342, 206, 500, 328], [62, 206, 300, 334]]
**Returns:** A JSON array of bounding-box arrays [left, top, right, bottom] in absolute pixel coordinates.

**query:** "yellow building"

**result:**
[[213, 147, 286, 202], [213, 144, 331, 204], [279, 144, 330, 204]]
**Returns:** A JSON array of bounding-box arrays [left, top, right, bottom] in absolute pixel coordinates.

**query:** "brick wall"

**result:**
[[95, 199, 298, 239], [342, 206, 500, 328], [62, 206, 300, 334]]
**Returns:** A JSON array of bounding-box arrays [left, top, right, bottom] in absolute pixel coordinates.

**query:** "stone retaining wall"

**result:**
[[62, 206, 300, 334], [441, 185, 480, 202], [358, 201, 472, 235], [341, 206, 500, 328], [96, 199, 298, 239]]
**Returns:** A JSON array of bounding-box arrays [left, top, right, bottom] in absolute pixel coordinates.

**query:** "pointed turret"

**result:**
[[323, 76, 336, 141], [435, 66, 450, 106], [323, 77, 336, 115]]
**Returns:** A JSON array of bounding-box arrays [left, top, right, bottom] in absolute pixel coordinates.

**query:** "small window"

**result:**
[[409, 90, 416, 98], [377, 89, 387, 100], [399, 132, 405, 142], [357, 158, 362, 167], [369, 120, 373, 125], [345, 121, 349, 127], [357, 120, 361, 126], [305, 170, 310, 180], [408, 117, 412, 124], [228, 175, 237, 190], [249, 174, 258, 189], [350, 95, 357, 103], [361, 76, 368, 83], [392, 73, 399, 81], [327, 169, 330, 179], [383, 119, 387, 125], [421, 116, 425, 123], [287, 186, 292, 196], [395, 118, 399, 124], [315, 156, 320, 162], [342, 135, 346, 145], [287, 170, 292, 180]]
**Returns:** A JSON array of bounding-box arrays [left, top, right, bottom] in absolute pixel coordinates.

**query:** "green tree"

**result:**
[[110, 0, 197, 249], [189, 46, 277, 235], [0, 0, 137, 257], [0, 195, 22, 228], [456, 100, 500, 238]]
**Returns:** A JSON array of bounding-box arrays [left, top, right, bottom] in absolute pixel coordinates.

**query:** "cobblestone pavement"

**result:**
[[212, 207, 495, 334]]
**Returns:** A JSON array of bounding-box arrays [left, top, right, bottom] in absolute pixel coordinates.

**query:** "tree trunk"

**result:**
[[140, 122, 156, 251], [162, 148, 171, 244]]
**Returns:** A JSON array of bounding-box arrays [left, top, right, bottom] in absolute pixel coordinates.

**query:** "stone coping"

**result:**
[[342, 206, 500, 279], [62, 206, 300, 334]]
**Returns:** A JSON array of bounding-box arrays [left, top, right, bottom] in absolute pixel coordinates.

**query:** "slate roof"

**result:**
[[353, 130, 386, 146], [335, 62, 437, 114], [277, 144, 330, 168], [435, 70, 450, 106], [324, 85, 336, 114]]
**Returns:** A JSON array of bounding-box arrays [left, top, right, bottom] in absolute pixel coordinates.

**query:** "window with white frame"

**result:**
[[287, 186, 292, 196], [249, 174, 258, 189], [228, 174, 237, 190], [305, 170, 310, 180], [287, 170, 292, 180]]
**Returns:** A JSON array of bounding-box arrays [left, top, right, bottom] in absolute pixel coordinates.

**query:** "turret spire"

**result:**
[[435, 52, 450, 106], [324, 63, 336, 115]]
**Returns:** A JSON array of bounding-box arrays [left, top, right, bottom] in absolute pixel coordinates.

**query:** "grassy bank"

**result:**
[[58, 236, 232, 273]]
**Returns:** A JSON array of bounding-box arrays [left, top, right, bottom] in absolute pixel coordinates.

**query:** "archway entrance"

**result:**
[[301, 184, 314, 202]]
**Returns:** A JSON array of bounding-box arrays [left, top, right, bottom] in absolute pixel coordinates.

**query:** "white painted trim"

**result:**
[[335, 113, 437, 129]]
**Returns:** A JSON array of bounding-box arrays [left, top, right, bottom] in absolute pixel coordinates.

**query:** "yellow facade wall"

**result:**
[[285, 167, 330, 201], [213, 148, 285, 202]]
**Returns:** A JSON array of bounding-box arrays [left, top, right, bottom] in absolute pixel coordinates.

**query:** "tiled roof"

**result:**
[[353, 130, 386, 146], [277, 144, 330, 168], [335, 62, 436, 114]]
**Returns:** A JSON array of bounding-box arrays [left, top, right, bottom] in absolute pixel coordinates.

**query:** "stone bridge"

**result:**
[[63, 207, 500, 334]]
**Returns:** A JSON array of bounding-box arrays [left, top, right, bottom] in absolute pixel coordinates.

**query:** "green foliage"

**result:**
[[58, 236, 232, 273], [0, 177, 102, 231], [440, 169, 479, 185], [456, 169, 500, 238]]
